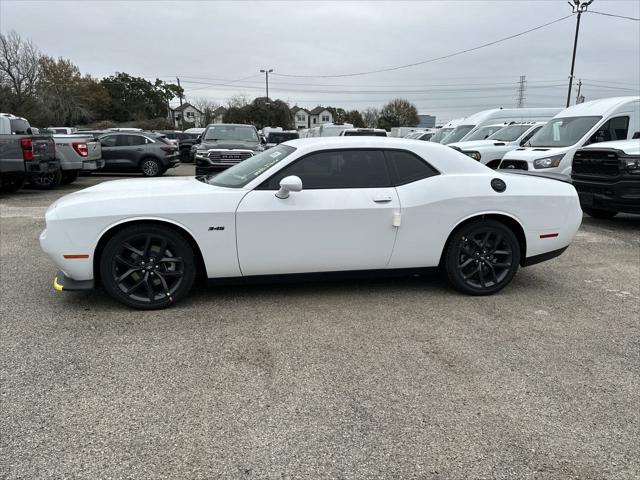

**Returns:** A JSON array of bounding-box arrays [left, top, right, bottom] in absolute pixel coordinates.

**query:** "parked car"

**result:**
[[0, 113, 58, 192], [41, 137, 582, 310], [442, 108, 562, 145], [152, 130, 183, 147], [571, 139, 640, 218], [499, 96, 640, 176], [449, 122, 545, 169], [194, 123, 263, 175], [98, 131, 180, 177], [339, 128, 388, 137], [405, 129, 436, 141], [179, 128, 205, 162], [390, 127, 423, 138], [318, 122, 354, 137], [50, 134, 103, 185], [430, 118, 464, 143], [265, 131, 300, 148], [71, 130, 107, 139]]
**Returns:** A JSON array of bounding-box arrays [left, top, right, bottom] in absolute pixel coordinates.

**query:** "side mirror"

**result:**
[[275, 175, 303, 199], [196, 136, 202, 143], [261, 137, 267, 145]]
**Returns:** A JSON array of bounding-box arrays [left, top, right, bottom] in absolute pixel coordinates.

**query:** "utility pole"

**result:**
[[176, 76, 184, 130], [566, 0, 594, 108], [260, 69, 273, 100], [516, 75, 527, 108], [575, 79, 584, 104]]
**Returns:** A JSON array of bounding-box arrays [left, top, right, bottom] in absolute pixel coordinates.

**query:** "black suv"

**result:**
[[98, 132, 180, 177], [194, 124, 263, 175]]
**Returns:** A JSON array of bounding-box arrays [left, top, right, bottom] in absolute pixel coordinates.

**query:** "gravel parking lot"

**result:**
[[1, 164, 639, 479]]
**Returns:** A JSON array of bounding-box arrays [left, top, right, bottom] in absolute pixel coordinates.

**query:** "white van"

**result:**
[[430, 118, 464, 143], [499, 97, 640, 176], [448, 122, 546, 169], [390, 126, 423, 138], [441, 108, 562, 145], [319, 122, 354, 137]]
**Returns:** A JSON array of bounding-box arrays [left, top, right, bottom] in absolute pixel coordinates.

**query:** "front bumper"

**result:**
[[53, 270, 95, 291], [573, 177, 640, 214]]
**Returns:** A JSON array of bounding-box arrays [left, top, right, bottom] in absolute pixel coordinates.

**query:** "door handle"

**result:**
[[373, 196, 392, 203]]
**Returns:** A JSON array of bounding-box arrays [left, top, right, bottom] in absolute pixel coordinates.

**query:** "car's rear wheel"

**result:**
[[60, 170, 79, 185], [29, 169, 62, 189], [100, 225, 196, 309], [583, 207, 617, 219], [0, 175, 25, 193], [141, 158, 163, 177], [445, 219, 520, 295]]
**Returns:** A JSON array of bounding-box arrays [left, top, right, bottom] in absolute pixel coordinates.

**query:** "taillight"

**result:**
[[20, 138, 33, 161], [160, 146, 176, 153], [72, 142, 89, 157]]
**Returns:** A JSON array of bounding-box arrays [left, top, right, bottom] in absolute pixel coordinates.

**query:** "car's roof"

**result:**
[[205, 123, 256, 128], [556, 96, 639, 118], [281, 136, 489, 175]]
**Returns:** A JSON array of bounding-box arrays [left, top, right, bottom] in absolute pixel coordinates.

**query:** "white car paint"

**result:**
[[500, 96, 640, 175], [40, 137, 581, 285]]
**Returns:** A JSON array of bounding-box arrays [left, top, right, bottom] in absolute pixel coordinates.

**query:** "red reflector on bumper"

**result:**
[[63, 254, 89, 259], [539, 233, 559, 239]]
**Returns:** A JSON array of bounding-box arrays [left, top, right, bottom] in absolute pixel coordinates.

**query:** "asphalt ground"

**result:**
[[1, 164, 639, 479]]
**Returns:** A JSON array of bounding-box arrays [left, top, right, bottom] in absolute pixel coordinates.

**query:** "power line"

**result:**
[[588, 10, 640, 22], [271, 14, 575, 78]]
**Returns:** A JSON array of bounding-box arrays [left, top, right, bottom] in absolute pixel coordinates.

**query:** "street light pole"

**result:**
[[260, 68, 273, 100], [566, 0, 594, 108]]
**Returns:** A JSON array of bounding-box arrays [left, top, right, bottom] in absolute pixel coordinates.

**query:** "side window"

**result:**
[[100, 135, 118, 147], [520, 126, 543, 145], [117, 135, 145, 147], [259, 150, 391, 190], [588, 116, 629, 144], [384, 150, 439, 185]]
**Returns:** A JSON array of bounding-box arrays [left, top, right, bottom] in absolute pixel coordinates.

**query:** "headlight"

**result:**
[[196, 150, 208, 156], [533, 154, 564, 169], [464, 151, 481, 161], [624, 158, 640, 174]]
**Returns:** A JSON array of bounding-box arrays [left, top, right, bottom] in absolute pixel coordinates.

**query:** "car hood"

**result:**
[[48, 176, 242, 218], [580, 140, 640, 155], [503, 146, 569, 161], [198, 140, 261, 151], [449, 140, 512, 150]]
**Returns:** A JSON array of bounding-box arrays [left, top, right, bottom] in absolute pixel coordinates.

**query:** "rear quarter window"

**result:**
[[384, 150, 439, 185]]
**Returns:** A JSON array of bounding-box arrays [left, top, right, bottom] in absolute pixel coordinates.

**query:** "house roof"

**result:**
[[212, 106, 227, 115], [173, 102, 203, 114], [291, 106, 309, 114], [309, 106, 330, 115]]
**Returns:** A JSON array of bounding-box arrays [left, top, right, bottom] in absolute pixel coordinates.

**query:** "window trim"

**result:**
[[255, 147, 440, 191]]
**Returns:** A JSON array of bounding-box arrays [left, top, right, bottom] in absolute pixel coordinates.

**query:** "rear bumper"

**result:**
[[82, 159, 105, 171], [573, 177, 640, 214], [26, 159, 59, 175], [53, 270, 94, 292], [522, 246, 569, 267]]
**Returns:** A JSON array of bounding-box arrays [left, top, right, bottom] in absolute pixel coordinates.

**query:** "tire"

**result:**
[[100, 224, 196, 310], [444, 219, 521, 296], [60, 170, 80, 185], [1, 175, 25, 193], [583, 207, 617, 219], [29, 169, 62, 190], [140, 158, 163, 177], [180, 148, 192, 163]]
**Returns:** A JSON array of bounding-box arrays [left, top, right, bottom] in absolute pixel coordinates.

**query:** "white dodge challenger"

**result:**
[[40, 137, 582, 309]]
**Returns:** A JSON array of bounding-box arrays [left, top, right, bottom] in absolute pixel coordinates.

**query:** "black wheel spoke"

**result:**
[[459, 257, 474, 268], [122, 242, 144, 257], [117, 268, 140, 282], [481, 231, 491, 248], [115, 255, 137, 269], [155, 271, 170, 292], [493, 262, 512, 268], [462, 265, 480, 280], [493, 250, 510, 256], [490, 234, 503, 253], [142, 235, 152, 257], [144, 276, 155, 300], [478, 266, 486, 287], [159, 256, 183, 264], [485, 261, 498, 285], [124, 276, 146, 294]]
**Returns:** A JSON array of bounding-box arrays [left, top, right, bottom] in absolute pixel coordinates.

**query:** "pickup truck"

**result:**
[[0, 113, 58, 192], [572, 139, 640, 218], [51, 134, 103, 185]]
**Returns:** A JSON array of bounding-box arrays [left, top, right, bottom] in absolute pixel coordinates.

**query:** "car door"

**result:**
[[98, 134, 120, 168], [236, 149, 400, 276]]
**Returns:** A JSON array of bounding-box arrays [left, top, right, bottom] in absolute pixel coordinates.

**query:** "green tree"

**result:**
[[344, 110, 365, 128], [378, 98, 419, 130]]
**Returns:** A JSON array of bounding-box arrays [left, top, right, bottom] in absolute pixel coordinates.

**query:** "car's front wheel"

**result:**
[[444, 219, 521, 296], [583, 207, 617, 219], [141, 158, 163, 177], [100, 224, 196, 309]]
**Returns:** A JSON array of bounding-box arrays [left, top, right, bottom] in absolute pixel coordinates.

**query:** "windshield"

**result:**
[[344, 130, 387, 136], [205, 145, 296, 188], [267, 132, 299, 143], [10, 119, 31, 134], [463, 125, 506, 142], [487, 124, 531, 142], [528, 116, 602, 148], [204, 125, 259, 142], [442, 125, 474, 144], [429, 128, 452, 143]]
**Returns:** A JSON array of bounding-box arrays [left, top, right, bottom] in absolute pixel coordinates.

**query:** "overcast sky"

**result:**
[[1, 0, 639, 122]]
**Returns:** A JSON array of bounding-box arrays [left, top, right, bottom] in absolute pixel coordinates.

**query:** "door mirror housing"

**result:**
[[196, 136, 202, 143], [275, 175, 303, 199]]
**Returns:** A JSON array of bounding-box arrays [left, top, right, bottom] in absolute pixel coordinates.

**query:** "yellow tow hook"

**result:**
[[53, 277, 64, 292]]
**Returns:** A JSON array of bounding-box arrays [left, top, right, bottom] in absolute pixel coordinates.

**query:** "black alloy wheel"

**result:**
[[141, 158, 163, 177], [60, 170, 80, 185], [445, 219, 520, 295], [100, 225, 196, 309]]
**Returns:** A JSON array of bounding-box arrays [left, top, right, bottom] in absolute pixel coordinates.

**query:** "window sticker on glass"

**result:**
[[270, 151, 282, 158]]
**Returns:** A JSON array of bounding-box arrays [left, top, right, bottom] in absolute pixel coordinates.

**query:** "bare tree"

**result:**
[[226, 94, 250, 109], [192, 97, 220, 125], [0, 31, 41, 113], [361, 107, 380, 128]]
